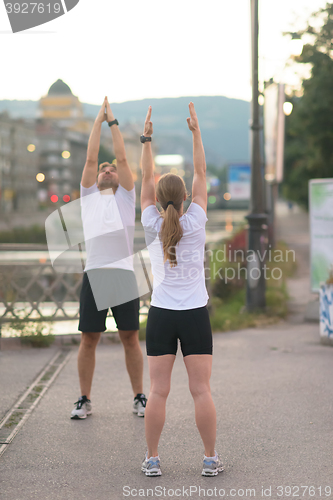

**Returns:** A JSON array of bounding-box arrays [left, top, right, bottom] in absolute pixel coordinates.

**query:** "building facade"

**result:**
[[0, 112, 38, 213], [36, 120, 89, 204], [39, 79, 92, 134]]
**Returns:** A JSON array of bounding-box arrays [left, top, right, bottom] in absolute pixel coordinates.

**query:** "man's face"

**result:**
[[97, 163, 119, 190]]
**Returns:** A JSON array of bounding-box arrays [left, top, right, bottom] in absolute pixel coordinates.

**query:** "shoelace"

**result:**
[[73, 397, 88, 409], [147, 459, 160, 468], [204, 458, 219, 466], [135, 394, 147, 407]]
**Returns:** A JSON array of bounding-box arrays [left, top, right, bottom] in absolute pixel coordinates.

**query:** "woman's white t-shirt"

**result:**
[[141, 202, 209, 310], [80, 183, 135, 272]]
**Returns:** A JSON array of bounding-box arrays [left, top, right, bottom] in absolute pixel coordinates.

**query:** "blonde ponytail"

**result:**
[[156, 173, 187, 267]]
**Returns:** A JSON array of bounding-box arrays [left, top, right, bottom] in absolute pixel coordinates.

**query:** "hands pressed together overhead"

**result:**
[[96, 97, 115, 124]]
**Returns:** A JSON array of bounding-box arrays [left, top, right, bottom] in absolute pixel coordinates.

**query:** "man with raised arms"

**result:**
[[71, 97, 147, 419]]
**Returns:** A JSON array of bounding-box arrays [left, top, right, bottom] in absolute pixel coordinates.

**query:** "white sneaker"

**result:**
[[133, 393, 147, 417], [71, 396, 92, 419], [201, 453, 224, 476], [141, 452, 162, 476]]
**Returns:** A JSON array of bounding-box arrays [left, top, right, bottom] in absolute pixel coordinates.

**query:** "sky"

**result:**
[[0, 0, 329, 105]]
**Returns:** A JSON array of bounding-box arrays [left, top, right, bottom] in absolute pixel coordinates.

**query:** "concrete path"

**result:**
[[0, 323, 332, 500], [275, 201, 319, 323]]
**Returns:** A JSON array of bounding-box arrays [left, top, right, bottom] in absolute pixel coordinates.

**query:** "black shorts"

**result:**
[[146, 305, 213, 357], [78, 270, 140, 333]]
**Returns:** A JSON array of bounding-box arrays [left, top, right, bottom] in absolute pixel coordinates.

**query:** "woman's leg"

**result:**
[[184, 354, 216, 457], [145, 354, 176, 458]]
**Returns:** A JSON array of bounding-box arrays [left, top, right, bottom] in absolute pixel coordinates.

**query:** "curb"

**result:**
[[0, 331, 121, 351]]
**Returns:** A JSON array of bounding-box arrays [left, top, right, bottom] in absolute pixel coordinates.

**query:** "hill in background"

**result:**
[[0, 96, 250, 166]]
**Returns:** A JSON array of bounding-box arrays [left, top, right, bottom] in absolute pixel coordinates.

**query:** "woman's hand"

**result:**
[[96, 97, 107, 124], [105, 97, 115, 123], [143, 106, 153, 137], [186, 101, 200, 133]]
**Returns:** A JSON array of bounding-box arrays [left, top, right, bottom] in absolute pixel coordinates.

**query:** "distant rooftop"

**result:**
[[48, 79, 73, 96]]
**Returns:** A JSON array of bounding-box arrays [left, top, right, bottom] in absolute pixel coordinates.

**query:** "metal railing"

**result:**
[[0, 263, 150, 323], [0, 242, 213, 325]]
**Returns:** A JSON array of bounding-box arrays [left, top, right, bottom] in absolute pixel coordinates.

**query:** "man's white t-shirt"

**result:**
[[141, 202, 209, 310], [80, 183, 135, 272]]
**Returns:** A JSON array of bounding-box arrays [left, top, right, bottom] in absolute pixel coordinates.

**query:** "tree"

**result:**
[[283, 3, 333, 208]]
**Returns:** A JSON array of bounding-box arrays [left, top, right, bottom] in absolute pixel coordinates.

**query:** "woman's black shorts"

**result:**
[[78, 270, 140, 333], [146, 305, 213, 357]]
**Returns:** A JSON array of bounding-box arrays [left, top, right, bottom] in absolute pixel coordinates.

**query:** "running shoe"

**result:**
[[201, 453, 224, 476], [141, 452, 162, 476], [70, 395, 92, 419], [133, 393, 147, 417]]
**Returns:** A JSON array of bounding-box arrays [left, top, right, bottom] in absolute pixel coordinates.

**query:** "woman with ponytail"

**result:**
[[140, 103, 223, 477]]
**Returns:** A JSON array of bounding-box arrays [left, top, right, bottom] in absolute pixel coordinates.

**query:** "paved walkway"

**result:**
[[0, 204, 332, 500], [275, 201, 318, 323]]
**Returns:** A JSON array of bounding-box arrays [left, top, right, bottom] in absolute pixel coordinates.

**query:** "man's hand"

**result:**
[[186, 101, 200, 133], [96, 97, 108, 124], [143, 106, 153, 137], [105, 97, 115, 123]]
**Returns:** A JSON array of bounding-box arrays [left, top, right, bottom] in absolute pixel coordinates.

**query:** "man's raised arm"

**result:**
[[81, 98, 107, 188], [105, 98, 134, 191]]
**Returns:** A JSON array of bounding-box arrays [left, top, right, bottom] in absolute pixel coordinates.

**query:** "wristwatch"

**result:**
[[140, 135, 152, 143], [108, 119, 119, 127]]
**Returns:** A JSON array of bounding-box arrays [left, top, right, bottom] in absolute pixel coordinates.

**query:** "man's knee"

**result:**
[[81, 332, 101, 349], [118, 330, 139, 348]]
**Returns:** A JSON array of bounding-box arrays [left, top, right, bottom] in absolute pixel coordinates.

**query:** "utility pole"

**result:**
[[246, 0, 267, 311]]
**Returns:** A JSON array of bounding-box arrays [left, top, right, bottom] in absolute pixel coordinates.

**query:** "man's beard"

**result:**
[[98, 177, 119, 190]]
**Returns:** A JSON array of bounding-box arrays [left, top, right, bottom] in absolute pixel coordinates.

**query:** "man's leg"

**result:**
[[78, 331, 101, 399], [118, 329, 143, 395], [77, 272, 106, 401]]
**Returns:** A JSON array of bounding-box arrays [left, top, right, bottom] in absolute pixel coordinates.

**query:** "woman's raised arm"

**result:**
[[140, 106, 156, 211], [187, 102, 207, 213]]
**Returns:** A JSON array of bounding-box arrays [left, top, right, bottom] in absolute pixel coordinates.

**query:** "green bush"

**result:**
[[7, 318, 55, 348], [209, 240, 296, 332], [0, 225, 47, 244]]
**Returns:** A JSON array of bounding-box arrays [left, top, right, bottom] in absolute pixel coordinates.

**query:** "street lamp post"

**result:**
[[246, 0, 267, 311]]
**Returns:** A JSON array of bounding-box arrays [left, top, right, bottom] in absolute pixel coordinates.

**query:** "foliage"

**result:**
[[209, 239, 296, 332], [209, 227, 247, 300], [139, 318, 147, 341], [283, 3, 333, 208], [7, 319, 55, 348], [326, 265, 333, 285], [0, 225, 47, 244], [209, 284, 289, 332]]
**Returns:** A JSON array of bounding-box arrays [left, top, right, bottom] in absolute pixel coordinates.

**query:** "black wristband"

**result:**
[[108, 119, 119, 127], [140, 135, 152, 143]]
